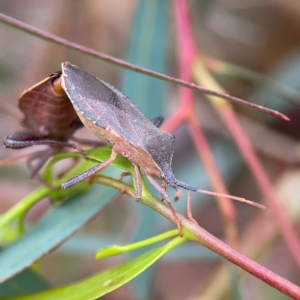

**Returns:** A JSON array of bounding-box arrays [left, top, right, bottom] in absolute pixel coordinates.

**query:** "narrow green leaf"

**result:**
[[96, 229, 178, 259], [0, 186, 117, 283], [0, 269, 49, 297], [121, 0, 168, 297], [4, 236, 186, 300], [0, 147, 124, 238], [0, 187, 50, 238]]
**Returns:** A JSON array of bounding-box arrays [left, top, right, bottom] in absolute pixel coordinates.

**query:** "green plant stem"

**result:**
[[92, 175, 300, 299], [0, 13, 289, 121], [0, 186, 50, 230], [1, 236, 186, 300], [96, 229, 179, 259]]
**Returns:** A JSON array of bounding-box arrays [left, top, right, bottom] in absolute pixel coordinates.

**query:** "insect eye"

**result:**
[[122, 152, 128, 157]]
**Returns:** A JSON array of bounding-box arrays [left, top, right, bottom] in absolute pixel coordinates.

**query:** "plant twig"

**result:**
[[92, 175, 300, 299], [172, 0, 300, 270], [172, 0, 239, 249], [0, 12, 289, 121]]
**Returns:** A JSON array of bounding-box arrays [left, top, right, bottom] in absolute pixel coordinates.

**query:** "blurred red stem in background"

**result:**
[[172, 0, 300, 270], [164, 0, 239, 249], [187, 219, 300, 300], [221, 105, 300, 266], [188, 117, 238, 247]]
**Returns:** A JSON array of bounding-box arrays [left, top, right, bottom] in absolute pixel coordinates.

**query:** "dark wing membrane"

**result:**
[[19, 71, 82, 140]]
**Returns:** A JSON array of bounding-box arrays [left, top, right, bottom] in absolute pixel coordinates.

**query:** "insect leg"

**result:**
[[29, 140, 88, 160], [120, 187, 136, 199], [146, 175, 182, 235], [4, 131, 87, 160], [150, 115, 164, 128], [4, 130, 42, 148], [174, 189, 182, 202], [118, 172, 131, 181], [119, 170, 148, 182], [119, 164, 142, 200], [61, 141, 88, 160], [28, 148, 54, 179], [162, 182, 182, 202], [71, 136, 105, 148], [187, 190, 198, 224], [61, 151, 118, 189], [133, 164, 142, 200]]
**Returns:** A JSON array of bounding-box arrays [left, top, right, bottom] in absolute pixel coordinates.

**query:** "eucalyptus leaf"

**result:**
[[121, 0, 168, 298], [0, 186, 117, 283], [0, 269, 49, 297], [95, 229, 178, 259], [3, 236, 186, 300]]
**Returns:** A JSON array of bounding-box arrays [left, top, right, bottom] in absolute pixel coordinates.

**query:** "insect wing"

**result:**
[[18, 72, 82, 140], [61, 62, 148, 147], [61, 62, 122, 113]]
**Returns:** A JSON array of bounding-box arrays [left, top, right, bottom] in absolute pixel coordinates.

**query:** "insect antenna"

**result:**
[[175, 180, 266, 209]]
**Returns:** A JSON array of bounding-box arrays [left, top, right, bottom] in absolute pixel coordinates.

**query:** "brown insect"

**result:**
[[56, 62, 264, 232], [3, 72, 87, 178]]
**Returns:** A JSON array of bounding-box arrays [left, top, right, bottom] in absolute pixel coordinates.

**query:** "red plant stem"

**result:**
[[0, 12, 289, 121], [173, 0, 238, 248], [185, 220, 300, 300], [96, 175, 300, 299], [176, 0, 300, 269], [93, 175, 300, 299], [221, 105, 300, 266], [188, 117, 238, 245], [162, 106, 187, 133]]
